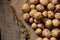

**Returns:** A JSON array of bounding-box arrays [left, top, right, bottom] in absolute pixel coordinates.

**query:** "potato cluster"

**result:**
[[22, 0, 60, 40]]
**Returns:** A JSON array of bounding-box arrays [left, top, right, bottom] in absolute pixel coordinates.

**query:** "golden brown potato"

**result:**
[[30, 4, 35, 9], [55, 13, 60, 20], [34, 12, 42, 19], [42, 11, 48, 17], [51, 0, 59, 4], [47, 3, 55, 10], [36, 37, 43, 40], [36, 4, 44, 11], [29, 9, 37, 17], [40, 0, 49, 6], [23, 13, 30, 20], [37, 24, 44, 29], [29, 0, 38, 4], [35, 28, 42, 35], [53, 19, 60, 27], [50, 37, 57, 40], [43, 38, 49, 40], [31, 23, 37, 29], [48, 11, 54, 19], [42, 29, 51, 38], [45, 19, 53, 28], [29, 18, 34, 23], [22, 3, 30, 12], [51, 28, 60, 37], [34, 19, 40, 23]]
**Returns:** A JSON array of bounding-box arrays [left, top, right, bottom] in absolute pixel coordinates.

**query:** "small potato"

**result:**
[[42, 29, 51, 38], [36, 4, 44, 11], [36, 37, 43, 40], [29, 9, 37, 17], [34, 12, 42, 19], [42, 11, 48, 17], [35, 28, 42, 35], [55, 13, 60, 20], [50, 37, 57, 40], [31, 23, 37, 29], [40, 0, 49, 6], [45, 19, 53, 28], [34, 19, 40, 23], [51, 28, 60, 37], [43, 18, 49, 23], [29, 0, 38, 4], [47, 3, 55, 10], [23, 13, 30, 20], [53, 19, 60, 27], [48, 11, 54, 19], [43, 38, 49, 40], [30, 4, 35, 9], [51, 0, 59, 5], [37, 24, 44, 29], [55, 4, 60, 12], [29, 18, 34, 23], [22, 3, 30, 12]]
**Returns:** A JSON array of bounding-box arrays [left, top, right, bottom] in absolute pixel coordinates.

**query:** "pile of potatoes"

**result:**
[[22, 0, 60, 40]]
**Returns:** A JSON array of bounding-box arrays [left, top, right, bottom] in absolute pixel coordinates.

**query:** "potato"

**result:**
[[50, 37, 57, 40], [34, 12, 42, 19], [55, 13, 60, 20], [43, 18, 49, 23], [29, 0, 38, 4], [36, 4, 44, 11], [30, 4, 35, 9], [37, 24, 44, 29], [47, 3, 55, 10], [42, 11, 48, 17], [51, 28, 60, 37], [51, 0, 59, 4], [45, 19, 53, 28], [23, 13, 30, 20], [29, 9, 37, 17], [31, 23, 37, 29], [53, 19, 60, 27], [42, 29, 51, 38], [40, 0, 49, 6], [43, 38, 49, 40], [48, 11, 54, 19], [22, 3, 30, 12], [29, 18, 34, 23], [34, 19, 40, 23], [36, 37, 43, 40], [35, 28, 42, 35]]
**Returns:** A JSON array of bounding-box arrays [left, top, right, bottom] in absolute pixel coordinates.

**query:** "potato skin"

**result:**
[[43, 38, 49, 40], [47, 3, 55, 10], [36, 37, 43, 40], [29, 0, 38, 4], [23, 13, 30, 21], [29, 18, 34, 23], [35, 28, 42, 35], [45, 19, 53, 28], [36, 4, 44, 11], [42, 29, 51, 38], [51, 0, 59, 5], [48, 11, 54, 19], [55, 13, 60, 20], [30, 4, 35, 9], [42, 11, 48, 17], [50, 37, 57, 40], [31, 23, 37, 29], [40, 0, 49, 6], [29, 9, 37, 17], [52, 19, 60, 27], [34, 12, 42, 19], [22, 4, 30, 12], [51, 28, 60, 37]]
